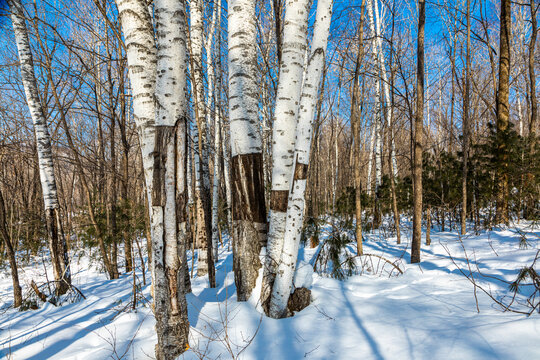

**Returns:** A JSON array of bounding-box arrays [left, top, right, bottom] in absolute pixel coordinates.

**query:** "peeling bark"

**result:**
[[228, 0, 268, 301]]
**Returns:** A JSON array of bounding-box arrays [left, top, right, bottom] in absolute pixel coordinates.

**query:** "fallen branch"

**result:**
[[30, 280, 47, 302], [345, 253, 404, 275]]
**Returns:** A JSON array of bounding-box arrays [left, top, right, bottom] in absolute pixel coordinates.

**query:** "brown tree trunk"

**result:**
[[389, 3, 401, 244], [389, 148, 401, 244], [496, 0, 511, 225], [0, 189, 22, 307], [461, 0, 471, 235], [426, 205, 431, 246], [411, 0, 425, 264], [529, 0, 538, 140], [231, 155, 267, 301], [526, 0, 538, 219], [351, 0, 366, 255], [109, 108, 120, 278]]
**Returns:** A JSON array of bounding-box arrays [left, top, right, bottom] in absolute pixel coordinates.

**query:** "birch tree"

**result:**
[[209, 0, 221, 264], [228, 0, 268, 301], [261, 0, 311, 311], [8, 0, 71, 296], [189, 0, 215, 285], [152, 0, 190, 356], [268, 0, 333, 318], [116, 0, 190, 357]]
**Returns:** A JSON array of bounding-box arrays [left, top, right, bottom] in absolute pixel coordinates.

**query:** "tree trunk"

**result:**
[[351, 0, 366, 255], [411, 0, 425, 264], [0, 188, 22, 308], [268, 0, 333, 318], [116, 0, 190, 358], [228, 0, 268, 301], [8, 0, 71, 295], [426, 206, 431, 246], [496, 0, 511, 225], [526, 0, 538, 219], [189, 0, 215, 286], [262, 0, 311, 310], [210, 0, 222, 264], [461, 0, 471, 235], [529, 0, 538, 140]]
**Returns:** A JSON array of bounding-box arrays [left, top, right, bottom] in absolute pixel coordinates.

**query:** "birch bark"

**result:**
[[210, 0, 221, 263], [367, 0, 398, 177], [189, 0, 215, 286], [8, 0, 71, 296], [228, 0, 268, 301], [116, 0, 190, 357], [262, 0, 311, 311], [268, 0, 333, 318], [152, 0, 191, 356]]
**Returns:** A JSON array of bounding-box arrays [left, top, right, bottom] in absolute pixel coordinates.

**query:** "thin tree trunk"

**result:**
[[351, 0, 366, 256], [0, 188, 22, 307], [461, 0, 471, 235], [189, 0, 215, 286], [526, 0, 538, 219], [529, 0, 538, 140], [426, 205, 431, 245], [388, 5, 401, 244], [496, 0, 511, 225], [8, 0, 71, 295], [210, 0, 222, 263], [411, 0, 425, 264]]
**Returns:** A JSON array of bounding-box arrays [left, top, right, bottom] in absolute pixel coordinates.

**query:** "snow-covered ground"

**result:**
[[1, 222, 540, 359]]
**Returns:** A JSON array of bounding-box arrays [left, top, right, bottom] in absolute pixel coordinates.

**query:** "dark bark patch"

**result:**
[[270, 190, 288, 212], [293, 162, 309, 180], [231, 153, 267, 224], [287, 287, 311, 313]]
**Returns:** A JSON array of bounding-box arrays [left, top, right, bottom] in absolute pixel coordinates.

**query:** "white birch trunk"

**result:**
[[190, 0, 215, 286], [222, 123, 233, 234], [268, 0, 333, 318], [8, 0, 71, 295], [374, 80, 383, 190], [210, 0, 222, 263], [192, 127, 207, 275], [368, 0, 398, 178], [153, 0, 191, 355], [211, 111, 221, 262], [228, 0, 268, 301], [262, 0, 311, 310], [116, 0, 156, 290], [366, 0, 383, 192], [366, 124, 375, 195], [117, 0, 190, 357]]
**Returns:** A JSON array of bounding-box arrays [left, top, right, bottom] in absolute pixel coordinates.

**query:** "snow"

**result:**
[[293, 261, 314, 289], [1, 222, 540, 359]]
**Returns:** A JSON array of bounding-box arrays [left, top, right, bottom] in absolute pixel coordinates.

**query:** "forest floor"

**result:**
[[1, 220, 540, 359]]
